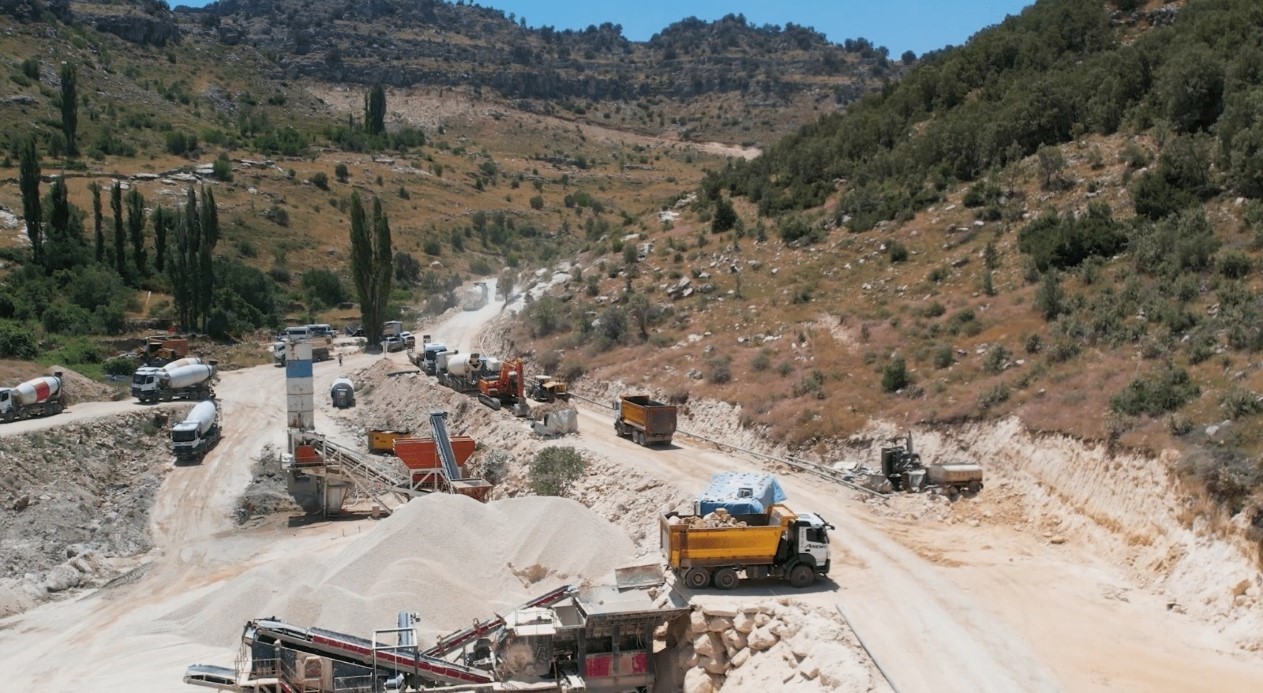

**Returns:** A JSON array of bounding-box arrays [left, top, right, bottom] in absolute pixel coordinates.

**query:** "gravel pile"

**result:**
[[48, 364, 117, 405], [234, 446, 300, 526], [0, 410, 177, 617], [172, 494, 635, 647]]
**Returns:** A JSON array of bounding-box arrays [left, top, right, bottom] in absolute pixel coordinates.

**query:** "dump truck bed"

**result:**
[[661, 506, 794, 568], [928, 463, 984, 484], [620, 395, 677, 442]]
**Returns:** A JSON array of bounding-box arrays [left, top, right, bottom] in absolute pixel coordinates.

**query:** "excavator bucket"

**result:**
[[512, 401, 530, 418]]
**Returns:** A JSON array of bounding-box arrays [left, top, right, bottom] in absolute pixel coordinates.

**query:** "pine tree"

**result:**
[[89, 181, 103, 263], [18, 137, 41, 266], [59, 62, 78, 157], [126, 188, 147, 277], [111, 182, 125, 278]]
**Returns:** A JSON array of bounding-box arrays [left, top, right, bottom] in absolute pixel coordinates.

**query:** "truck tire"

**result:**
[[683, 568, 712, 590], [968, 480, 983, 495], [712, 568, 739, 591], [614, 421, 625, 438], [633, 430, 644, 446], [788, 564, 816, 589]]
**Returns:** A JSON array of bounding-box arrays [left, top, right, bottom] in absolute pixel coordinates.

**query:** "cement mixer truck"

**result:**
[[171, 400, 221, 462], [440, 352, 484, 392], [0, 372, 65, 422], [132, 361, 216, 404], [330, 377, 355, 409]]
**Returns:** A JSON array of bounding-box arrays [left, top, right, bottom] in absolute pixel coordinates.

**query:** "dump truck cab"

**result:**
[[421, 341, 448, 374]]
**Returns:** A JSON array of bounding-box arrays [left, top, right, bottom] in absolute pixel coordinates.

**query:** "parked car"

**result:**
[[401, 331, 416, 348]]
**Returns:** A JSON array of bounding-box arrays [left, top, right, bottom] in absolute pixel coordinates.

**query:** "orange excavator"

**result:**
[[478, 358, 529, 416]]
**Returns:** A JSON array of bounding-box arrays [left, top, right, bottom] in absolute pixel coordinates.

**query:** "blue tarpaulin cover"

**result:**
[[695, 472, 787, 515]]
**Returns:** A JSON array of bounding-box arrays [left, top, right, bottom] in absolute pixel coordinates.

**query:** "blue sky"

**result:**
[[176, 0, 1035, 56], [477, 0, 1035, 55]]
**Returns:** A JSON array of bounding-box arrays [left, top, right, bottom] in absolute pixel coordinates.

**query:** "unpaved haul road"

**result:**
[[0, 348, 384, 690], [561, 400, 1263, 692], [0, 399, 183, 437]]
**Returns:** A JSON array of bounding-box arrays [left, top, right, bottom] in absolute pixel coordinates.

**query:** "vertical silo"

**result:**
[[285, 338, 315, 431]]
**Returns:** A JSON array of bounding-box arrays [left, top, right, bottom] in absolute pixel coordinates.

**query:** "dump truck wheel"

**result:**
[[946, 486, 960, 501], [968, 480, 983, 495], [713, 568, 739, 591], [683, 568, 711, 589], [789, 564, 815, 588], [633, 430, 644, 446]]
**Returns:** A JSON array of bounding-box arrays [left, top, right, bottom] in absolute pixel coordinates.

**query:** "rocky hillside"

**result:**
[[500, 0, 1263, 533], [174, 0, 899, 142]]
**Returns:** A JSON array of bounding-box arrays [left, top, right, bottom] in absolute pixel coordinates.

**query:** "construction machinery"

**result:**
[[136, 334, 189, 367], [478, 358, 529, 416], [528, 374, 569, 403], [368, 428, 411, 454], [273, 341, 330, 366], [330, 378, 355, 409], [185, 582, 689, 693], [132, 361, 216, 404], [171, 400, 221, 462], [0, 372, 64, 422], [880, 433, 984, 497], [614, 395, 677, 446], [409, 336, 449, 375], [439, 352, 483, 392], [660, 472, 832, 590], [378, 413, 493, 500]]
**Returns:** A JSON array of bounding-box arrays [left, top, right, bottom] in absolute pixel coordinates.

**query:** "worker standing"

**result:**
[[338, 353, 343, 367]]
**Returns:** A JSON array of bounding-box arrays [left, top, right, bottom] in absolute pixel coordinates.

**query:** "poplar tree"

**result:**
[[89, 181, 103, 263], [19, 138, 41, 265], [126, 187, 147, 276], [365, 85, 386, 136], [197, 186, 218, 330], [59, 62, 78, 156], [349, 193, 392, 345], [151, 206, 169, 273], [111, 182, 125, 277]]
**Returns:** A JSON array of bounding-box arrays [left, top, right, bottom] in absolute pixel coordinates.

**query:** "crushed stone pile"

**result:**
[[670, 599, 878, 692], [169, 494, 636, 648], [234, 446, 300, 526], [0, 411, 176, 618]]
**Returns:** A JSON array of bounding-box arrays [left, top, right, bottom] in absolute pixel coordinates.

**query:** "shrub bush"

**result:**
[[881, 355, 909, 393], [1111, 365, 1200, 416], [530, 446, 586, 496], [309, 171, 329, 190]]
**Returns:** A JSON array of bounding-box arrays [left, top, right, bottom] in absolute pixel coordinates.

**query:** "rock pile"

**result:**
[[669, 599, 877, 692], [0, 411, 177, 617], [669, 508, 748, 529]]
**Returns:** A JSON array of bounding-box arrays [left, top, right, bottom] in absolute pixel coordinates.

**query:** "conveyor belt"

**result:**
[[248, 618, 494, 686], [429, 410, 462, 483], [423, 584, 574, 658]]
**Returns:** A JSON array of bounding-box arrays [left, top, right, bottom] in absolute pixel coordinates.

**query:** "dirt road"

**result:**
[[562, 401, 1263, 692]]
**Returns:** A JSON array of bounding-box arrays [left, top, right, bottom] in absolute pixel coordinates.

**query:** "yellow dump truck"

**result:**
[[615, 395, 677, 446], [367, 428, 411, 454], [660, 504, 833, 590]]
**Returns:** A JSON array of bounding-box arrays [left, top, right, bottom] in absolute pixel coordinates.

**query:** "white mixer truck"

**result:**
[[171, 400, 221, 462], [440, 352, 484, 392], [132, 361, 216, 404], [330, 377, 355, 409], [0, 372, 64, 422]]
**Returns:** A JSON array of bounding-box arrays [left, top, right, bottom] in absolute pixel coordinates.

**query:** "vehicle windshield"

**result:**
[[171, 429, 198, 442], [132, 374, 150, 386]]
